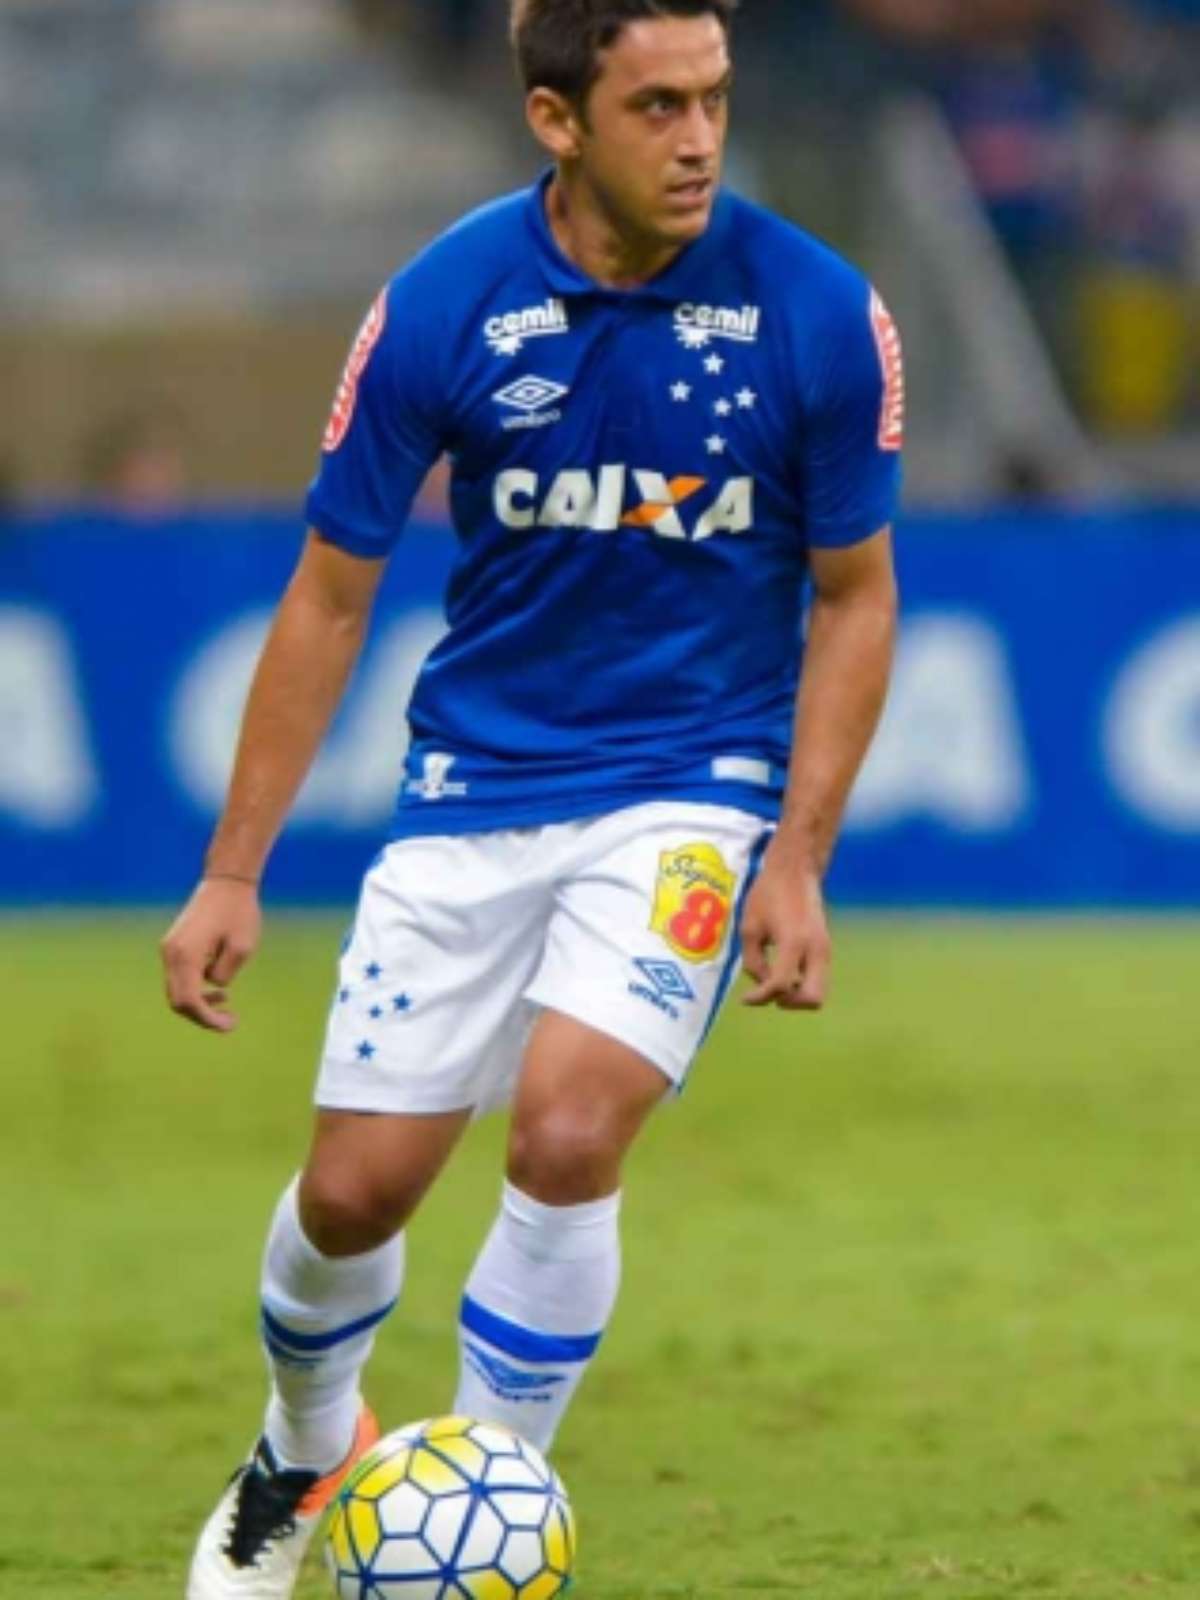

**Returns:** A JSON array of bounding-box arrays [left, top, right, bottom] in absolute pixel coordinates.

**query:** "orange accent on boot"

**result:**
[[297, 1407, 381, 1516]]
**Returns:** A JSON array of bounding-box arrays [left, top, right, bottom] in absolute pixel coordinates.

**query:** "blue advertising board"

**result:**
[[1, 507, 1198, 907]]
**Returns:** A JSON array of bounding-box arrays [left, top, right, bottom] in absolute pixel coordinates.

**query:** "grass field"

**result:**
[[4, 914, 1200, 1599]]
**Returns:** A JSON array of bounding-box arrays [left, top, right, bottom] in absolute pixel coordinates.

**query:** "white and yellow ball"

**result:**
[[325, 1416, 575, 1600]]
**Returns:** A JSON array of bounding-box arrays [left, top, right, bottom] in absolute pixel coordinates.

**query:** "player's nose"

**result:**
[[676, 98, 719, 162]]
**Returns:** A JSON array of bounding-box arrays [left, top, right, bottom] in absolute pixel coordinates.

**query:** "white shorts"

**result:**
[[315, 801, 773, 1116]]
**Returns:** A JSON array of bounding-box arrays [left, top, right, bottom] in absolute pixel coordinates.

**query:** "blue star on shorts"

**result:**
[[392, 993, 412, 1013], [356, 1040, 376, 1062], [364, 962, 383, 981]]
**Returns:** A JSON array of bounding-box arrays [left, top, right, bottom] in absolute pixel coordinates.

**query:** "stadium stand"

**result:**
[[0, 0, 1196, 500]]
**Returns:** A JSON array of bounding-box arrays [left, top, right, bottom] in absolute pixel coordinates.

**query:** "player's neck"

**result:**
[[545, 171, 685, 291]]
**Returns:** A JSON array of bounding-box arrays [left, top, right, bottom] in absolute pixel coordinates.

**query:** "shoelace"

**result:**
[[222, 1454, 319, 1569]]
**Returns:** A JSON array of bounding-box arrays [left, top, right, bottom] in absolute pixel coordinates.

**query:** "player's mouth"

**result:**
[[665, 176, 713, 210]]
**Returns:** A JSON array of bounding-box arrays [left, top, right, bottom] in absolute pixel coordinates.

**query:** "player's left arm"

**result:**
[[741, 526, 897, 1009]]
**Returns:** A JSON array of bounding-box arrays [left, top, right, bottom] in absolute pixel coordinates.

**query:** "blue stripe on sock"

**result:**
[[699, 827, 774, 1050], [261, 1328, 322, 1370], [260, 1297, 396, 1354], [459, 1295, 601, 1365]]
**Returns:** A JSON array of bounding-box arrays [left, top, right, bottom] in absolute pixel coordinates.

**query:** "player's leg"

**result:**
[[262, 1107, 470, 1474], [188, 831, 547, 1599], [188, 1108, 468, 1600], [452, 802, 771, 1454], [454, 1013, 668, 1451]]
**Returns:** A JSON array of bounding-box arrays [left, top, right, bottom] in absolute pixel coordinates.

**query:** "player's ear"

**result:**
[[525, 87, 584, 161]]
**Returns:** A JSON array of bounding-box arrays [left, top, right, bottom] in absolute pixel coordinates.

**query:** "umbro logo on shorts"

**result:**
[[634, 958, 695, 1002], [493, 376, 568, 432], [629, 956, 696, 1021]]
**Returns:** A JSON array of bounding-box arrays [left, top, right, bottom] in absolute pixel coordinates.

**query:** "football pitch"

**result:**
[[4, 914, 1200, 1599]]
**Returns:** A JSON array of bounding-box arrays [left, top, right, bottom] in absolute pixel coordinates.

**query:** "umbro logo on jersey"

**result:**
[[674, 301, 762, 349], [494, 376, 567, 413], [494, 465, 753, 543], [485, 297, 569, 357], [493, 375, 568, 432]]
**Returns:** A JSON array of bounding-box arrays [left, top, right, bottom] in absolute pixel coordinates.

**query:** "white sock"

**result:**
[[259, 1177, 404, 1473], [454, 1182, 621, 1453]]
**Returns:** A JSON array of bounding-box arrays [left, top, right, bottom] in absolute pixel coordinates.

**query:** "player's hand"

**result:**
[[739, 841, 831, 1011], [160, 878, 262, 1032]]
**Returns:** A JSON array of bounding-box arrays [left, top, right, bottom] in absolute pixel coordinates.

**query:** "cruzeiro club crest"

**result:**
[[650, 841, 736, 963]]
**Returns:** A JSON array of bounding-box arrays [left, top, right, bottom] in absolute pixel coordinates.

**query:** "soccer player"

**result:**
[[162, 0, 903, 1593]]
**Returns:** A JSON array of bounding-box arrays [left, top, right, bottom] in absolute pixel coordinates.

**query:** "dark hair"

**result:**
[[511, 0, 736, 102]]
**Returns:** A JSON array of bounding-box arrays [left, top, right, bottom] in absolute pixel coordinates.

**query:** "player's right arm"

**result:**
[[160, 533, 386, 1032], [162, 260, 448, 1024], [162, 263, 449, 1032]]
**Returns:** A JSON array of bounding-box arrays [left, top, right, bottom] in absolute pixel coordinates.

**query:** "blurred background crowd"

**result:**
[[1, 0, 1197, 511]]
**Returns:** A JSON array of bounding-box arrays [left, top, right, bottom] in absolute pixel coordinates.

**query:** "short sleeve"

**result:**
[[305, 270, 446, 559], [798, 277, 904, 549]]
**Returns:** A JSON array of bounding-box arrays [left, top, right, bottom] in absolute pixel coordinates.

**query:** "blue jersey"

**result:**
[[306, 174, 903, 838]]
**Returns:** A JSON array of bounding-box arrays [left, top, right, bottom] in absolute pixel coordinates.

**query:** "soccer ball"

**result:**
[[324, 1415, 575, 1599]]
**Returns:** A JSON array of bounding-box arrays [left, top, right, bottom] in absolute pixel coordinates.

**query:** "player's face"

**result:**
[[579, 16, 731, 247]]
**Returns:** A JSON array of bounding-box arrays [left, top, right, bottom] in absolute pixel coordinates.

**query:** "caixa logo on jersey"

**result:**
[[494, 465, 754, 543]]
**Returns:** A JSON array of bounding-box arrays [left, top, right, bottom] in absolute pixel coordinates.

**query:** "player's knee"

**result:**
[[507, 1106, 624, 1204], [297, 1166, 411, 1258]]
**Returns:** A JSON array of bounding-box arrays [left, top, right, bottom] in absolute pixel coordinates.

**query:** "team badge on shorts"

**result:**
[[650, 841, 736, 964]]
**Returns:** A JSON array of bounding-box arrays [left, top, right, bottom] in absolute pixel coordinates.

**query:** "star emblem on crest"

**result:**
[[714, 398, 732, 417], [705, 434, 727, 455], [737, 387, 758, 409], [670, 381, 692, 402], [704, 353, 725, 375]]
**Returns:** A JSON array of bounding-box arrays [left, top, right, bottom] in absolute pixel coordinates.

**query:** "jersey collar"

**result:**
[[524, 168, 732, 304]]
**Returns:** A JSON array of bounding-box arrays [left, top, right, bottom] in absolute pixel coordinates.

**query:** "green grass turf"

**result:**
[[4, 914, 1200, 1598]]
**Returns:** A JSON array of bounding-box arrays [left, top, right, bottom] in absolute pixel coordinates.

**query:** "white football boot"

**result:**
[[186, 1407, 379, 1598]]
